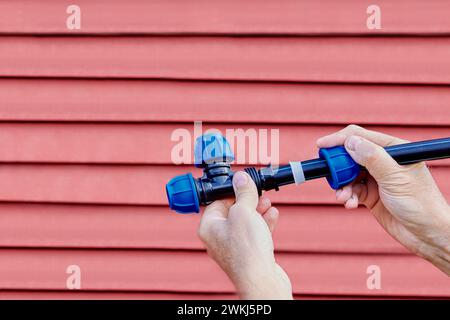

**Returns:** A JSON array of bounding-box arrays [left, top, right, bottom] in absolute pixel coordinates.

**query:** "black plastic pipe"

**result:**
[[301, 137, 450, 180], [196, 137, 450, 205]]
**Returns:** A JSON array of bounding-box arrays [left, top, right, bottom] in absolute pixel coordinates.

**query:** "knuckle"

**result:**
[[197, 224, 210, 242], [364, 148, 381, 166], [235, 184, 257, 201], [238, 188, 255, 199], [376, 162, 408, 184], [344, 124, 363, 134]]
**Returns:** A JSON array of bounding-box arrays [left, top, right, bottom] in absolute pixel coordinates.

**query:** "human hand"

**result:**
[[317, 125, 450, 275], [198, 171, 293, 299]]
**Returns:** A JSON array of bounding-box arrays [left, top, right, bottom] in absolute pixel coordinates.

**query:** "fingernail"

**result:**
[[346, 135, 362, 152], [269, 208, 279, 219], [261, 197, 270, 206], [233, 171, 248, 188]]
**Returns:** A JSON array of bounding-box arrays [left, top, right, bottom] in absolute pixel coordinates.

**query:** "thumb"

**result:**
[[344, 135, 401, 181], [232, 171, 259, 210]]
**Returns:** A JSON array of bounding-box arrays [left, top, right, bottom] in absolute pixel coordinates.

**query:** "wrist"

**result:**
[[421, 203, 450, 275], [232, 264, 293, 300]]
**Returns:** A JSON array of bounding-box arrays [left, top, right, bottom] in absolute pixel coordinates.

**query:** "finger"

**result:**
[[336, 184, 353, 203], [344, 193, 359, 209], [351, 182, 364, 200], [359, 176, 381, 210], [231, 171, 259, 212], [345, 135, 401, 182], [263, 207, 279, 233], [199, 200, 231, 241], [256, 196, 271, 215], [317, 124, 408, 149], [202, 200, 230, 222], [316, 132, 347, 148]]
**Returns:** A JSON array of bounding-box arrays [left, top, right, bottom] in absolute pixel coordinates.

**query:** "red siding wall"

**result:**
[[0, 0, 449, 299]]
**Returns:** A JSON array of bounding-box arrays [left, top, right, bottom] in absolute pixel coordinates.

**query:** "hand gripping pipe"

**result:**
[[166, 134, 450, 214]]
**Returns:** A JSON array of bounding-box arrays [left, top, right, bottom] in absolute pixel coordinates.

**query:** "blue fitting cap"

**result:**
[[166, 173, 200, 214], [319, 146, 361, 190], [194, 133, 234, 168]]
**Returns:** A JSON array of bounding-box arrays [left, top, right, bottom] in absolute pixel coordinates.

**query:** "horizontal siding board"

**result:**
[[0, 2, 449, 299], [0, 291, 437, 300], [2, 37, 450, 84], [1, 0, 450, 35], [0, 249, 448, 296], [0, 204, 407, 254], [1, 79, 449, 125], [0, 165, 448, 206], [0, 291, 379, 300], [2, 291, 237, 300], [0, 123, 448, 165]]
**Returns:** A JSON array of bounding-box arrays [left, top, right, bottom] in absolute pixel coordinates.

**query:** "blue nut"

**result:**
[[319, 146, 361, 190], [194, 133, 234, 168], [166, 173, 200, 214]]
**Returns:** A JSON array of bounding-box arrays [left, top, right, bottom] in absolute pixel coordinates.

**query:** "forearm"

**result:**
[[420, 202, 450, 276]]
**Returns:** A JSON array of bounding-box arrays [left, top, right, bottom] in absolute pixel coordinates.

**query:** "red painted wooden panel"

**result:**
[[0, 203, 407, 254], [0, 291, 237, 300], [1, 79, 448, 125], [0, 164, 447, 206], [1, 0, 450, 35], [2, 37, 450, 84], [0, 0, 449, 300], [0, 249, 448, 296], [0, 123, 448, 165], [0, 291, 439, 300]]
